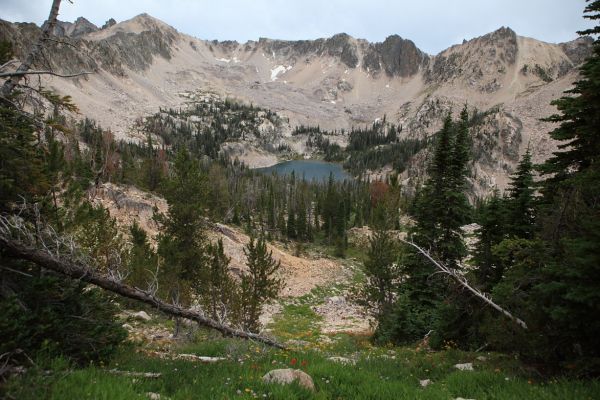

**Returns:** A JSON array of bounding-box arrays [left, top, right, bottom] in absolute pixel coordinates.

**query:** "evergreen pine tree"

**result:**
[[157, 148, 208, 310], [127, 220, 158, 290], [286, 203, 297, 239], [360, 227, 400, 322], [412, 113, 455, 256], [239, 236, 282, 332], [0, 106, 49, 212], [440, 106, 471, 266], [391, 110, 472, 344], [472, 190, 506, 289], [505, 149, 536, 239], [531, 0, 600, 370], [267, 183, 276, 229], [200, 239, 238, 322], [296, 197, 308, 241]]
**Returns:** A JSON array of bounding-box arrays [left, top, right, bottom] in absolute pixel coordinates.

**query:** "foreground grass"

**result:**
[[5, 336, 599, 400], [6, 276, 599, 399]]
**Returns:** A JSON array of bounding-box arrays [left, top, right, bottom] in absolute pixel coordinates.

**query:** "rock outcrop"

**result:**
[[53, 17, 99, 38], [426, 27, 518, 89], [364, 34, 429, 77]]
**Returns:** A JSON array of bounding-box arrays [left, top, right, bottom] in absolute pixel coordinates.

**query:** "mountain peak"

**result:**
[[85, 12, 177, 40], [52, 16, 98, 38], [130, 13, 155, 23], [492, 26, 516, 37], [127, 13, 174, 30]]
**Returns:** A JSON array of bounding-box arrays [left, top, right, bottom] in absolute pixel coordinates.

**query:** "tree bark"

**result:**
[[0, 0, 62, 98], [0, 236, 286, 349]]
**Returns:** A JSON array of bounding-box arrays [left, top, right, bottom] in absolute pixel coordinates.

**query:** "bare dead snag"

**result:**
[[0, 0, 92, 98], [0, 218, 286, 349], [400, 239, 528, 330]]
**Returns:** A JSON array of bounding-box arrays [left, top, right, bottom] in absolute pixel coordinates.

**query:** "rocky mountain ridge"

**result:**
[[0, 13, 593, 194]]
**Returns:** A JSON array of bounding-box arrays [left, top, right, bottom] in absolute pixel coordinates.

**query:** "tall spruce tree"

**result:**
[[412, 113, 455, 257], [472, 190, 506, 289], [533, 0, 600, 371], [390, 110, 473, 344], [505, 149, 536, 239], [411, 110, 472, 265], [440, 106, 471, 265], [157, 148, 208, 310], [296, 197, 308, 241]]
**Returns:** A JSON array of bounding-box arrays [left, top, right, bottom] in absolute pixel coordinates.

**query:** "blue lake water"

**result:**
[[255, 160, 352, 182]]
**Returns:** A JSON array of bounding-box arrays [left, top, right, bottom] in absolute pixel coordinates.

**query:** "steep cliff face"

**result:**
[[227, 32, 428, 78], [258, 33, 360, 68], [363, 35, 429, 77]]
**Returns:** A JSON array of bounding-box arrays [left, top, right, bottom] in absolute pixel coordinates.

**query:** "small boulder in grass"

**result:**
[[262, 369, 315, 391], [454, 362, 474, 371], [132, 311, 151, 321], [420, 379, 432, 387]]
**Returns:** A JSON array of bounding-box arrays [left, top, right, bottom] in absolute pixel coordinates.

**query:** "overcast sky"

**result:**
[[2, 0, 594, 54]]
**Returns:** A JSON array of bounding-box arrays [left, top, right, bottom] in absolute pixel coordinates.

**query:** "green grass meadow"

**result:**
[[5, 329, 599, 399]]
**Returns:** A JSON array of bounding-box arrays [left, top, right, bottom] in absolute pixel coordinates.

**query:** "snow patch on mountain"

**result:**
[[271, 65, 292, 81]]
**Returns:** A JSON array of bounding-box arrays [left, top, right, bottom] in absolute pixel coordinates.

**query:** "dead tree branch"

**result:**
[[0, 215, 286, 349], [0, 59, 19, 71], [0, 71, 93, 79], [0, 0, 62, 98], [0, 0, 91, 99], [400, 238, 528, 330]]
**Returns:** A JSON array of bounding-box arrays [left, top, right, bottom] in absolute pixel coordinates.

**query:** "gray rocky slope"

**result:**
[[0, 14, 593, 193]]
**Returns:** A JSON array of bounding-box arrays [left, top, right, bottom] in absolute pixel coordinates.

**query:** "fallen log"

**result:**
[[143, 351, 226, 363], [0, 221, 285, 349], [107, 369, 161, 379]]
